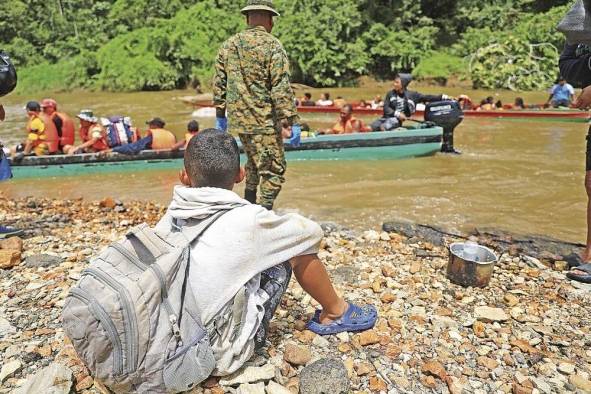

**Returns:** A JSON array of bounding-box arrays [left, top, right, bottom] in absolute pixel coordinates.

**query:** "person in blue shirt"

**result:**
[[547, 77, 576, 108]]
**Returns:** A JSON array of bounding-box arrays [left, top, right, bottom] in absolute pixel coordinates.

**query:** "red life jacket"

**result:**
[[51, 111, 76, 147]]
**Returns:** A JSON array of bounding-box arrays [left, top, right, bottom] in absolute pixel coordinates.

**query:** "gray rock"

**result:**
[[13, 363, 73, 394], [299, 359, 350, 394], [474, 306, 509, 322], [25, 254, 64, 268]]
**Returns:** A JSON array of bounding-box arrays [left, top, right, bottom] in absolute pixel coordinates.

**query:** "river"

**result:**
[[0, 86, 588, 244]]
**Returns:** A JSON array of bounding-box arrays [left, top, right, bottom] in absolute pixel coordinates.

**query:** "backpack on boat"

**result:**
[[102, 116, 135, 148], [61, 210, 232, 393]]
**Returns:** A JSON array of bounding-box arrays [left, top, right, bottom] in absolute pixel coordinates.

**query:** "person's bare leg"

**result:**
[[583, 171, 591, 262], [291, 254, 348, 324]]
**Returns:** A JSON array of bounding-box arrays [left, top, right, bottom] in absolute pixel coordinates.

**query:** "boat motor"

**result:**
[[424, 100, 464, 154]]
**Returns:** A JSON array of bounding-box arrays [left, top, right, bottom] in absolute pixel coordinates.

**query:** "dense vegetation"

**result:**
[[0, 0, 572, 92]]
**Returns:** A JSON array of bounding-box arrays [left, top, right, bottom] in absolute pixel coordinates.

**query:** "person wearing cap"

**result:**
[[41, 99, 76, 151], [13, 101, 60, 157], [172, 120, 200, 150], [63, 110, 109, 155], [213, 0, 300, 210], [102, 117, 176, 155]]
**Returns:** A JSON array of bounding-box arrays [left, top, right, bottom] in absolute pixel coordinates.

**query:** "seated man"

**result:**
[[371, 74, 448, 131], [300, 92, 316, 107], [41, 98, 75, 151], [104, 117, 176, 155], [548, 77, 575, 108], [63, 110, 109, 155], [12, 101, 59, 157], [157, 129, 377, 375], [0, 101, 23, 239], [323, 104, 370, 134], [172, 120, 200, 150]]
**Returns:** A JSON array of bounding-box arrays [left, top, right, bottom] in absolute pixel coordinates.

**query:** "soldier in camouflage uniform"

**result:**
[[213, 0, 299, 210]]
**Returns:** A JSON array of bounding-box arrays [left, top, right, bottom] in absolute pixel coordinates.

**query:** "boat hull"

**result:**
[[9, 127, 442, 178]]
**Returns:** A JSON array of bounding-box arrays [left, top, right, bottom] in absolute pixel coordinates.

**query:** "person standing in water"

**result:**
[[213, 0, 299, 210]]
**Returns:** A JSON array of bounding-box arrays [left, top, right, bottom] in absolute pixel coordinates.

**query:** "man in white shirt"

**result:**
[[156, 129, 377, 375]]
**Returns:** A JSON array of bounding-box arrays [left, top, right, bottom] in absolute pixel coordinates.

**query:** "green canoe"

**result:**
[[9, 126, 443, 178]]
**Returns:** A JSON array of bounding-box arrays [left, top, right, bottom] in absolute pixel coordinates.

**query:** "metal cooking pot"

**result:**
[[447, 242, 498, 288]]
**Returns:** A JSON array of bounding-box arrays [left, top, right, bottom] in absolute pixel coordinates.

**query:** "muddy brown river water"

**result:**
[[0, 87, 588, 244]]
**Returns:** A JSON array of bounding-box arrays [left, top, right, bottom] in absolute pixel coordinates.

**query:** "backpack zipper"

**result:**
[[82, 268, 139, 374], [111, 243, 148, 271], [69, 288, 124, 376]]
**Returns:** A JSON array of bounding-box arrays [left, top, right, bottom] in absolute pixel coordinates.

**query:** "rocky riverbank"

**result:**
[[1, 197, 591, 394]]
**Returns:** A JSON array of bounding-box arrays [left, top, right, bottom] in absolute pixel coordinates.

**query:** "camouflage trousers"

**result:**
[[239, 132, 286, 208]]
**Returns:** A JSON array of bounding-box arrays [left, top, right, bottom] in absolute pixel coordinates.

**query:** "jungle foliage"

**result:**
[[0, 0, 573, 92]]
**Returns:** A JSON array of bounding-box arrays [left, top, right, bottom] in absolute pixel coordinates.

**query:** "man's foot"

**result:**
[[0, 226, 24, 239]]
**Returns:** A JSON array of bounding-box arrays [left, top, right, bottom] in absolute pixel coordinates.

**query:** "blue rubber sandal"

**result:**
[[306, 303, 378, 336]]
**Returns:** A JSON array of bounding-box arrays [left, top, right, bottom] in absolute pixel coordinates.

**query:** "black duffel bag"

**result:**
[[0, 51, 17, 97]]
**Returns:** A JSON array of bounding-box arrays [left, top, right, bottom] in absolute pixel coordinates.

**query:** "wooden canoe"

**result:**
[[9, 126, 443, 178]]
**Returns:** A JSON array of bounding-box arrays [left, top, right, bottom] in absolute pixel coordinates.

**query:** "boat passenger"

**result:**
[[495, 100, 504, 110], [103, 117, 176, 155], [316, 93, 334, 107], [333, 96, 347, 108], [323, 104, 370, 134], [357, 100, 371, 109], [172, 120, 200, 150], [547, 77, 575, 108], [300, 93, 316, 107], [371, 95, 384, 109], [41, 99, 75, 152], [64, 110, 109, 155], [12, 101, 59, 157], [514, 97, 526, 110], [371, 74, 448, 131], [458, 95, 474, 110], [477, 96, 495, 111]]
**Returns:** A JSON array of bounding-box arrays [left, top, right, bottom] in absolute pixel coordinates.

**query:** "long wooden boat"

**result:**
[[296, 105, 590, 121], [9, 126, 443, 178]]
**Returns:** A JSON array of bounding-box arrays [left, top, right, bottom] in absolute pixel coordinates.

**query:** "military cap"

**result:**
[[241, 0, 280, 17]]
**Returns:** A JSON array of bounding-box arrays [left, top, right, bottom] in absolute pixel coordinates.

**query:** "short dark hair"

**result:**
[[342, 104, 353, 113], [305, 93, 312, 99], [187, 120, 199, 132], [184, 129, 240, 189]]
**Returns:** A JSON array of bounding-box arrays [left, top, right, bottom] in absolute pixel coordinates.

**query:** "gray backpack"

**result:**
[[62, 211, 231, 393]]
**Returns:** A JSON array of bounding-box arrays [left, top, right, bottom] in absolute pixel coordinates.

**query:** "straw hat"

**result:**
[[558, 0, 591, 45], [241, 0, 280, 17]]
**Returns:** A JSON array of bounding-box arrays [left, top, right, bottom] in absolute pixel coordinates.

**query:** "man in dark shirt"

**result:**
[[560, 43, 591, 263], [371, 74, 448, 131]]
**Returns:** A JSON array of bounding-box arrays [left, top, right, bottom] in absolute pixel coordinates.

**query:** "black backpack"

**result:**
[[0, 51, 17, 97]]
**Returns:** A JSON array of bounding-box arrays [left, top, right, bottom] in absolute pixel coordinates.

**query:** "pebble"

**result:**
[[237, 382, 265, 394], [0, 360, 22, 382], [265, 380, 292, 394], [474, 306, 509, 322], [558, 362, 576, 375], [283, 343, 312, 366], [357, 330, 380, 346], [13, 363, 73, 394]]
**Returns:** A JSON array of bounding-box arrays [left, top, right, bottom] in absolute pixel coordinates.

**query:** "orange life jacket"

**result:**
[[89, 124, 109, 152], [149, 128, 176, 150], [28, 113, 59, 154], [51, 111, 75, 147]]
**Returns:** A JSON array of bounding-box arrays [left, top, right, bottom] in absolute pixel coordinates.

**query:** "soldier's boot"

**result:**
[[244, 189, 257, 204]]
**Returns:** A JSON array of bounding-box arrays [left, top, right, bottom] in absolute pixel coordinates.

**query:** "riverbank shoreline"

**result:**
[[1, 197, 591, 393]]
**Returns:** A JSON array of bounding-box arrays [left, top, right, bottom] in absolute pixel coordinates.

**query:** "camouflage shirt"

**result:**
[[213, 26, 299, 135]]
